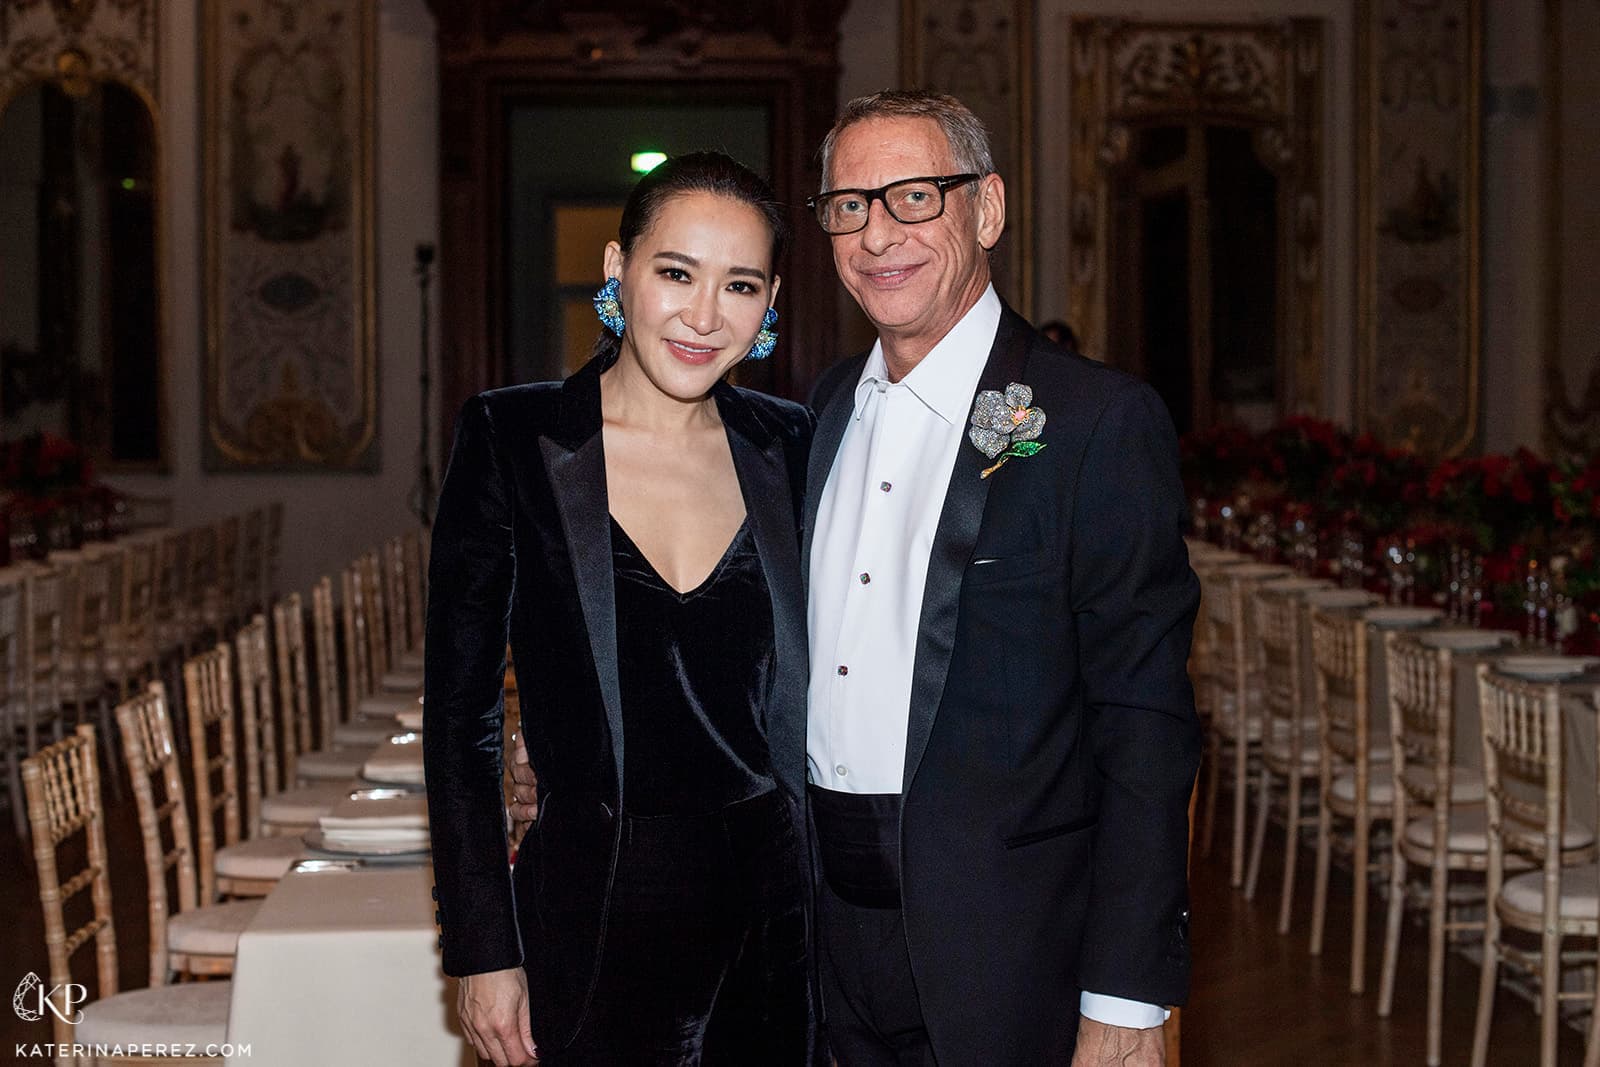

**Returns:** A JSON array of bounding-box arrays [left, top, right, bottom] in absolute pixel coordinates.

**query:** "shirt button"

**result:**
[[837, 665, 849, 676], [880, 482, 893, 493], [859, 572, 871, 585], [836, 764, 849, 777]]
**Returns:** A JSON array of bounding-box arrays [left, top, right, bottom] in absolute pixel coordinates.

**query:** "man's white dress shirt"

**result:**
[[805, 285, 1168, 1030]]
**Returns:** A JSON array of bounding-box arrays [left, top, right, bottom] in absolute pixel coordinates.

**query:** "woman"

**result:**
[[424, 153, 816, 1066]]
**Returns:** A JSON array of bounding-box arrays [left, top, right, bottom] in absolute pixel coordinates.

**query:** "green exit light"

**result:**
[[120, 178, 136, 191], [630, 151, 668, 174]]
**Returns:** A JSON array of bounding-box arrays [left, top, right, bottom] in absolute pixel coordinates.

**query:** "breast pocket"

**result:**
[[964, 547, 1062, 587]]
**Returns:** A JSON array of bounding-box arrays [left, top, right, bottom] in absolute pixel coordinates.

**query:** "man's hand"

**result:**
[[458, 966, 537, 1066], [509, 732, 538, 823], [1071, 1016, 1165, 1067]]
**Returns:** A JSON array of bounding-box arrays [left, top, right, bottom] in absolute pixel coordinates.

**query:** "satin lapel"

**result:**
[[801, 365, 861, 591], [538, 377, 624, 796], [902, 308, 1034, 792], [723, 413, 808, 802]]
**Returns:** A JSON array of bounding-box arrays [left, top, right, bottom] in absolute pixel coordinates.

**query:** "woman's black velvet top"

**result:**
[[610, 516, 777, 816]]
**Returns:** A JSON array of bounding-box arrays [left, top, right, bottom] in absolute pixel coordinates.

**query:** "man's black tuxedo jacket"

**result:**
[[802, 305, 1201, 1065], [422, 352, 813, 1055]]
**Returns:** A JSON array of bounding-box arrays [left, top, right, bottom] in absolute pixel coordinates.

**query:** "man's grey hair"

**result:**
[[819, 89, 995, 190]]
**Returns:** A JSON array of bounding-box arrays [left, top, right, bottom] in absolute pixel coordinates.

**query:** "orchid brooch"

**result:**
[[968, 382, 1047, 479]]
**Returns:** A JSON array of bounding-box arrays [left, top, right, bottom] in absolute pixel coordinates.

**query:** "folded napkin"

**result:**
[[362, 744, 425, 786], [318, 794, 429, 849]]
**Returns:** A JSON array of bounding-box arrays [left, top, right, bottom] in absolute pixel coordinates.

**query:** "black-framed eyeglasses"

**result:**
[[805, 173, 982, 235]]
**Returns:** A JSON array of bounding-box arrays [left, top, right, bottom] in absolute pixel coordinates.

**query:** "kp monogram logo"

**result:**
[[12, 972, 87, 1025]]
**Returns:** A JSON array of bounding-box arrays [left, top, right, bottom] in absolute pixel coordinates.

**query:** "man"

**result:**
[[514, 90, 1198, 1064]]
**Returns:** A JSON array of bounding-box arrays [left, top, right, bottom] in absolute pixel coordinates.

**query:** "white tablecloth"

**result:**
[[225, 864, 470, 1066]]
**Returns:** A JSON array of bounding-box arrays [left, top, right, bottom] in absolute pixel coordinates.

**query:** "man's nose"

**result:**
[[858, 199, 906, 256]]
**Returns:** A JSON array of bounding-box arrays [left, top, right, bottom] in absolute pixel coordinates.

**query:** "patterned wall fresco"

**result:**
[[901, 0, 1033, 316], [203, 0, 377, 471], [1357, 0, 1481, 456]]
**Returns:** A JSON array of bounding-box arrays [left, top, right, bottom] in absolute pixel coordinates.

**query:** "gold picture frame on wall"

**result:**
[[202, 0, 377, 471]]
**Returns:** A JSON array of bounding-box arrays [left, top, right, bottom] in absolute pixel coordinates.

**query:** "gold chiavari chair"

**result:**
[[278, 590, 366, 782], [59, 550, 122, 798], [199, 514, 242, 642], [1198, 562, 1291, 886], [1471, 666, 1599, 1067], [401, 528, 426, 667], [104, 536, 160, 702], [337, 565, 418, 727], [1243, 580, 1327, 931], [1308, 606, 1394, 994], [117, 682, 261, 978], [362, 548, 422, 695], [1376, 630, 1496, 1066], [239, 506, 267, 618], [23, 724, 230, 1065], [1, 572, 31, 836], [264, 501, 285, 603], [188, 637, 304, 899]]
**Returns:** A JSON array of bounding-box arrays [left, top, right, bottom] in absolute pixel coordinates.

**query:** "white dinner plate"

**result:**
[[1364, 606, 1443, 628], [1222, 563, 1294, 578], [1495, 655, 1600, 681], [1303, 589, 1379, 609], [1260, 577, 1332, 594], [302, 827, 431, 859], [1417, 629, 1517, 652]]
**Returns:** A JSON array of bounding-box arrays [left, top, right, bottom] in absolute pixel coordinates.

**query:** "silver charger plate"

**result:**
[[302, 827, 431, 859]]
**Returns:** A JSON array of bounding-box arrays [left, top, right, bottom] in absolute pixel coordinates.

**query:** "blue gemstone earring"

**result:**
[[746, 307, 779, 360], [593, 277, 625, 337]]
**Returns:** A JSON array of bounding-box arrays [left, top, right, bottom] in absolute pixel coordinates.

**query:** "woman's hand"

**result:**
[[458, 966, 538, 1066], [509, 732, 539, 824]]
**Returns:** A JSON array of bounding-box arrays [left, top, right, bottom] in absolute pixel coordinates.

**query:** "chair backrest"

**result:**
[[65, 552, 115, 689], [341, 563, 375, 706], [274, 593, 315, 775], [1385, 632, 1456, 816], [239, 508, 266, 616], [0, 573, 25, 756], [116, 682, 196, 985], [311, 577, 344, 742], [235, 613, 279, 836], [1199, 569, 1248, 696], [360, 550, 391, 677], [117, 536, 158, 668], [402, 529, 425, 654], [24, 567, 65, 724], [21, 724, 117, 1051], [213, 514, 242, 617], [1310, 607, 1370, 767], [1476, 664, 1568, 865], [265, 502, 285, 602], [183, 644, 241, 904], [383, 537, 410, 660], [152, 528, 188, 647], [1254, 585, 1308, 750], [185, 523, 217, 617]]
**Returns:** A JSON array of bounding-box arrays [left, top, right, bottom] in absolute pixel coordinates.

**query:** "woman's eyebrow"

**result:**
[[654, 250, 767, 281]]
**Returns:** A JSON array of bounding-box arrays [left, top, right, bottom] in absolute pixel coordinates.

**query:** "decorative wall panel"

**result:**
[[0, 0, 156, 101], [901, 0, 1033, 317], [203, 0, 377, 471], [1356, 0, 1481, 455], [1544, 0, 1600, 458]]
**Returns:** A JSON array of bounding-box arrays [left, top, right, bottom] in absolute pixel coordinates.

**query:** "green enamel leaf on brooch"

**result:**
[[1006, 442, 1046, 458]]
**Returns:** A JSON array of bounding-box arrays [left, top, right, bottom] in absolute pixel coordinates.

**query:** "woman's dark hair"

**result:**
[[593, 151, 787, 364]]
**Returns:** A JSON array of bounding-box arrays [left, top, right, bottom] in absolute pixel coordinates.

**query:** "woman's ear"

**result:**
[[769, 274, 782, 305], [602, 241, 624, 282]]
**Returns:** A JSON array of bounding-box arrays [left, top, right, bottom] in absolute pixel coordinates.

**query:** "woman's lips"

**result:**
[[665, 339, 720, 365]]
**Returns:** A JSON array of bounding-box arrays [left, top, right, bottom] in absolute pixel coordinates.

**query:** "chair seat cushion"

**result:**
[[167, 899, 262, 958], [1404, 808, 1595, 855], [216, 835, 305, 882], [1265, 737, 1322, 769], [1332, 766, 1396, 804], [1395, 764, 1487, 803], [76, 980, 231, 1048], [294, 746, 369, 781], [261, 782, 351, 827], [1502, 863, 1600, 921], [360, 689, 421, 717], [381, 667, 423, 693], [399, 648, 424, 672], [334, 718, 402, 747]]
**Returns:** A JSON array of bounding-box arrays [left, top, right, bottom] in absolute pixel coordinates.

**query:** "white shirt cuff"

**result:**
[[1079, 992, 1170, 1029]]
